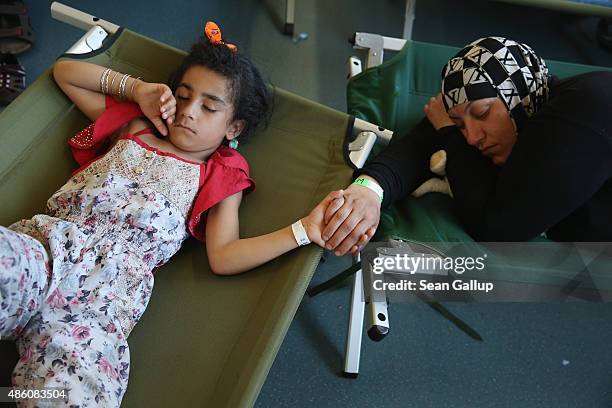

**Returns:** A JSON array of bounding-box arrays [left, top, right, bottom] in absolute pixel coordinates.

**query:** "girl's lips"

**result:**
[[175, 124, 195, 134]]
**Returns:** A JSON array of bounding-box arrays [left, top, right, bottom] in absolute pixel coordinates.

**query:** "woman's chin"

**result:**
[[491, 155, 506, 166]]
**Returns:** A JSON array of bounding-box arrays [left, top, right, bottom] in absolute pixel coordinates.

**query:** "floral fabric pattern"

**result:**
[[0, 136, 202, 407]]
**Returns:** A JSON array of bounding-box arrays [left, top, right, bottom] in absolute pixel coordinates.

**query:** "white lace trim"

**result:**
[[78, 139, 200, 217]]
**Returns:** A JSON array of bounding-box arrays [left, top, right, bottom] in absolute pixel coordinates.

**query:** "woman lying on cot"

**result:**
[[0, 22, 359, 407], [321, 36, 612, 255]]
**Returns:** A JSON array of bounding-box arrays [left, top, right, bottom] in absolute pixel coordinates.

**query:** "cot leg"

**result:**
[[343, 267, 364, 377], [403, 0, 416, 40], [367, 298, 390, 341], [362, 255, 390, 342], [284, 0, 295, 35]]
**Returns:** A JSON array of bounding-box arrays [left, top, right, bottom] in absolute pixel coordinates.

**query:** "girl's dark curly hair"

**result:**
[[168, 38, 272, 143]]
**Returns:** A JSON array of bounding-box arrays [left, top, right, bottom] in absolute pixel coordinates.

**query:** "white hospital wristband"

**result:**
[[292, 220, 311, 246], [353, 177, 384, 202]]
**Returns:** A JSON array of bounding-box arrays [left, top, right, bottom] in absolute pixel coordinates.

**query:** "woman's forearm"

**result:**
[[357, 118, 445, 208]]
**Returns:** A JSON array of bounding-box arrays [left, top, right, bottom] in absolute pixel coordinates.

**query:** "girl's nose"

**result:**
[[179, 100, 197, 120], [182, 111, 195, 120]]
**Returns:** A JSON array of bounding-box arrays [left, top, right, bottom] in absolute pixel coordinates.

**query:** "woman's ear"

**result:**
[[226, 119, 246, 140]]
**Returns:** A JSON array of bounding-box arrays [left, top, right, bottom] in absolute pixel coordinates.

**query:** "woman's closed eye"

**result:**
[[473, 109, 489, 119]]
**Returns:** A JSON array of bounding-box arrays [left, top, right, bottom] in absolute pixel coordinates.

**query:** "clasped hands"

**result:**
[[302, 93, 454, 255], [302, 181, 381, 256]]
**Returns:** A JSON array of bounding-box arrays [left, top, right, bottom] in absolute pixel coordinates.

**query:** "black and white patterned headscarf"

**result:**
[[441, 37, 550, 132]]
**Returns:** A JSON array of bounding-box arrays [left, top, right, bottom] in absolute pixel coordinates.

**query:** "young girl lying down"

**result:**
[[0, 23, 365, 407]]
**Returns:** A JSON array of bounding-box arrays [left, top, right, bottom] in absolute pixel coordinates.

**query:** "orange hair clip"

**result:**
[[204, 21, 237, 51]]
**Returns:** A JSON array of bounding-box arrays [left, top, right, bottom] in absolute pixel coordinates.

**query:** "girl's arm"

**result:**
[[53, 60, 107, 120], [52, 60, 176, 135], [205, 190, 347, 275]]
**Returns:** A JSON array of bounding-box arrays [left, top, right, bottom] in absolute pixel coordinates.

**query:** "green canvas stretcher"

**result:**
[[0, 27, 357, 407]]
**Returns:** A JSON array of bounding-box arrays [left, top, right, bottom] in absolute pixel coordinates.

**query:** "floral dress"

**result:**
[[0, 97, 254, 407]]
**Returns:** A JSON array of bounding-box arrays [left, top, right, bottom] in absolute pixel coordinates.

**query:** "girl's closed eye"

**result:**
[[203, 105, 217, 113]]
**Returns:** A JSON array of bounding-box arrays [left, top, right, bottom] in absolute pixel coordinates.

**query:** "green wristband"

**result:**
[[353, 177, 383, 202]]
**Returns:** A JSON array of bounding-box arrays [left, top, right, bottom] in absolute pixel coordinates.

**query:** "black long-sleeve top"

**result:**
[[357, 72, 612, 241]]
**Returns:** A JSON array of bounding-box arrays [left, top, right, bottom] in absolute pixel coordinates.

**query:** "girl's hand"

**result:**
[[132, 81, 176, 136], [302, 190, 344, 247], [424, 93, 455, 130]]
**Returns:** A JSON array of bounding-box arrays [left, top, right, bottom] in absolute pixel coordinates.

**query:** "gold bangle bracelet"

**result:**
[[99, 68, 111, 94], [103, 69, 112, 95], [109, 71, 120, 96], [119, 74, 130, 100]]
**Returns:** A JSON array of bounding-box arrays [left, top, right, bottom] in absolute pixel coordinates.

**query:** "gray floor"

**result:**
[[5, 1, 612, 407]]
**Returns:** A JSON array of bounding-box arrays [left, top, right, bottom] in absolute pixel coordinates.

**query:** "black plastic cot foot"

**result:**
[[367, 325, 389, 342], [283, 23, 294, 36]]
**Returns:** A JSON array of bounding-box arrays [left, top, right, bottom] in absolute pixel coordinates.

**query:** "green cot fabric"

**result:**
[[347, 39, 612, 288], [0, 29, 353, 407]]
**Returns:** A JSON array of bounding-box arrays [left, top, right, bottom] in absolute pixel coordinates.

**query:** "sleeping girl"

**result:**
[[0, 22, 363, 407]]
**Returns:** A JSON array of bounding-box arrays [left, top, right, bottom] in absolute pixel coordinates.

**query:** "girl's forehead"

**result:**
[[180, 65, 231, 100]]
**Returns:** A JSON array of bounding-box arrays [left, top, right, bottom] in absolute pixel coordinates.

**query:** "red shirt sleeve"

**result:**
[[188, 146, 255, 241], [68, 96, 144, 170]]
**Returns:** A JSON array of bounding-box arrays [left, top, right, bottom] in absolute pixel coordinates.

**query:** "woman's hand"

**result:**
[[424, 93, 455, 130], [301, 190, 374, 255], [321, 183, 379, 256], [132, 81, 176, 136]]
